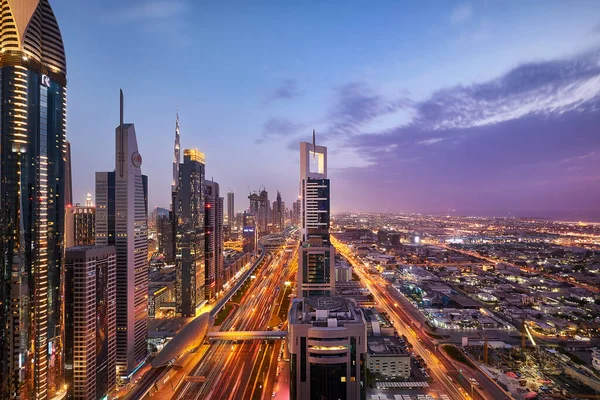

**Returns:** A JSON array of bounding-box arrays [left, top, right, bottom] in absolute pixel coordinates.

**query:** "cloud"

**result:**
[[417, 138, 444, 146], [110, 1, 188, 22], [265, 80, 301, 103], [256, 117, 305, 144], [326, 82, 412, 138], [450, 4, 473, 25]]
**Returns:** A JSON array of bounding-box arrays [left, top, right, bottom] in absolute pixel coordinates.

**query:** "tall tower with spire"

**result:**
[[172, 113, 181, 193]]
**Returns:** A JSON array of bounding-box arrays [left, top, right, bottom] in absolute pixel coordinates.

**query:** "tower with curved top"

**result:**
[[0, 1, 68, 399]]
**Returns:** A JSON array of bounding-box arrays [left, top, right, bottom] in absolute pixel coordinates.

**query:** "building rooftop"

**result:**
[[367, 336, 409, 357], [290, 296, 364, 327]]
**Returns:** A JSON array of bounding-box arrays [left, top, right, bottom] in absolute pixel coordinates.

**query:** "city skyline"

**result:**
[[53, 1, 600, 218]]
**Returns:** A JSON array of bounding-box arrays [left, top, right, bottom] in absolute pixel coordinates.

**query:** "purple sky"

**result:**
[[53, 1, 600, 218]]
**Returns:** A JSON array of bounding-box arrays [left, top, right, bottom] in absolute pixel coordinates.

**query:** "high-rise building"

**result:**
[[95, 91, 149, 380], [288, 297, 367, 400], [227, 191, 235, 229], [297, 137, 335, 297], [292, 199, 301, 226], [242, 212, 257, 254], [248, 189, 270, 234], [172, 113, 181, 193], [65, 202, 96, 248], [275, 191, 284, 231], [204, 180, 224, 297], [0, 2, 68, 398], [65, 246, 116, 400], [155, 207, 173, 263], [173, 149, 205, 317]]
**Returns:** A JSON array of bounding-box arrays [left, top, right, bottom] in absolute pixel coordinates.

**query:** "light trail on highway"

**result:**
[[173, 243, 297, 400], [332, 236, 513, 400]]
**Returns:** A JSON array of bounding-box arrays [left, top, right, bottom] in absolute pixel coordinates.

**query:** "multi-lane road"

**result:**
[[173, 246, 297, 400], [332, 236, 512, 400]]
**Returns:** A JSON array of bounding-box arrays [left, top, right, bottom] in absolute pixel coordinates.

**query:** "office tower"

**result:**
[[249, 188, 270, 234], [65, 202, 96, 248], [172, 113, 181, 193], [227, 191, 235, 229], [155, 207, 173, 263], [65, 246, 116, 400], [0, 2, 68, 398], [242, 212, 257, 254], [66, 141, 73, 206], [297, 136, 335, 297], [292, 199, 301, 226], [95, 91, 149, 380], [275, 191, 284, 231], [288, 297, 367, 400], [173, 149, 205, 317], [204, 180, 224, 296]]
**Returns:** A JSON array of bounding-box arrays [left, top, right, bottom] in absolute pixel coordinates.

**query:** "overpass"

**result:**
[[206, 330, 287, 341], [210, 243, 266, 318]]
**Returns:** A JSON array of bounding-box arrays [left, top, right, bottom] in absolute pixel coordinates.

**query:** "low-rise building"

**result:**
[[366, 336, 411, 379]]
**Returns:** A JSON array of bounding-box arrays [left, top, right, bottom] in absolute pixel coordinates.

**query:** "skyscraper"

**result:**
[[155, 207, 173, 263], [292, 199, 301, 226], [65, 246, 116, 400], [242, 212, 257, 254], [205, 180, 224, 297], [275, 191, 284, 231], [65, 202, 96, 248], [95, 91, 149, 380], [0, 2, 68, 398], [173, 149, 205, 317], [227, 191, 235, 229], [297, 137, 335, 297], [289, 133, 366, 400], [172, 113, 181, 193]]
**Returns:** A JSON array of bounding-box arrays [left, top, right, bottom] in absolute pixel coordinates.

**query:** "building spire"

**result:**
[[172, 112, 181, 193]]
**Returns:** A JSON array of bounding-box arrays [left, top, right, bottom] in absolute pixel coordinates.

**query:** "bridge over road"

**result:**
[[206, 330, 287, 341]]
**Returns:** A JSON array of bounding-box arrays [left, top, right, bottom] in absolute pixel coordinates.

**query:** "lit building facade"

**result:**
[[298, 139, 335, 297], [288, 297, 367, 400], [0, 1, 68, 398], [242, 212, 257, 254], [227, 191, 234, 229], [65, 204, 95, 248], [95, 91, 149, 380], [204, 180, 223, 299], [173, 149, 205, 317], [65, 246, 116, 400], [155, 207, 173, 263]]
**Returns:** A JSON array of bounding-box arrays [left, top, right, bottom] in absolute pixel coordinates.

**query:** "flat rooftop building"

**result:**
[[366, 336, 411, 379], [288, 296, 366, 400]]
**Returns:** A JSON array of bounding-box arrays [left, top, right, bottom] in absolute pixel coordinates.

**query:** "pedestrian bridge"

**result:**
[[206, 331, 287, 341]]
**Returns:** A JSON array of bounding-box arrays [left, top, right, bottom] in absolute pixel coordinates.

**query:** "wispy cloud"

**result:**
[[265, 79, 301, 103], [256, 117, 305, 144], [450, 3, 473, 25], [417, 138, 444, 146]]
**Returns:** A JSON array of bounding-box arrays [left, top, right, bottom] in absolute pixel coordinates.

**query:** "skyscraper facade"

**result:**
[[204, 180, 224, 297], [65, 246, 116, 400], [95, 91, 149, 380], [155, 208, 173, 263], [65, 203, 96, 248], [297, 140, 335, 297], [173, 149, 205, 317], [172, 113, 180, 193], [0, 1, 68, 398], [227, 191, 234, 229], [242, 212, 257, 254]]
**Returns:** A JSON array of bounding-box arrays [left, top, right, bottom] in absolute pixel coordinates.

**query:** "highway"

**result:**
[[173, 244, 297, 400], [332, 236, 512, 400]]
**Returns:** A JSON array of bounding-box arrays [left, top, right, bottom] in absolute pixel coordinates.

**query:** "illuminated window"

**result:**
[[340, 376, 346, 382]]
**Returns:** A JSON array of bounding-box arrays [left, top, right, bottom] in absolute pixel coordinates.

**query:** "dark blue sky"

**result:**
[[52, 1, 600, 217]]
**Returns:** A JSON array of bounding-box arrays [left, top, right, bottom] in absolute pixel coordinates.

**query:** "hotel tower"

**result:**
[[0, 1, 68, 398]]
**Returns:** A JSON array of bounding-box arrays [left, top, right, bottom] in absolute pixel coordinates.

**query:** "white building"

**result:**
[[367, 337, 411, 379], [96, 91, 149, 380]]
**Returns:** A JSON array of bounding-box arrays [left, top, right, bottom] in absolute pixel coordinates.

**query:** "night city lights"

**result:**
[[1, 1, 600, 400]]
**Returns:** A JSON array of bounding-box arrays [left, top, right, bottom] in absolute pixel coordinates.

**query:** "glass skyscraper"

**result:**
[[0, 1, 68, 398]]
